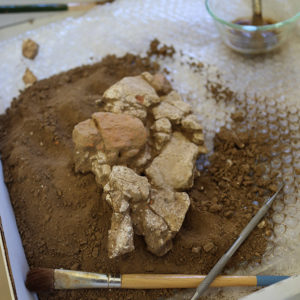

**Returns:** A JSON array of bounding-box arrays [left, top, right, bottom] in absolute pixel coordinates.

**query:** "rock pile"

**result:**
[[72, 73, 207, 258]]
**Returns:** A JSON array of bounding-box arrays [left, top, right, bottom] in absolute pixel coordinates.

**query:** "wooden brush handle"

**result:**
[[121, 274, 257, 289]]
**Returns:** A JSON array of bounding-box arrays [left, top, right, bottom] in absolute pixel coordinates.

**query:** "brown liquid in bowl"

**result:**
[[233, 18, 276, 26]]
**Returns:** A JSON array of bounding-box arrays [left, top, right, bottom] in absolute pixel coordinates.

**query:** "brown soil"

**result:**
[[147, 39, 176, 58], [0, 53, 275, 300]]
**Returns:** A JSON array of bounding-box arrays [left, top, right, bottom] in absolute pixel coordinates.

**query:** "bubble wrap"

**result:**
[[0, 0, 299, 299]]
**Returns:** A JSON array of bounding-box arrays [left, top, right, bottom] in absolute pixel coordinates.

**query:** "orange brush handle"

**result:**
[[121, 274, 257, 289]]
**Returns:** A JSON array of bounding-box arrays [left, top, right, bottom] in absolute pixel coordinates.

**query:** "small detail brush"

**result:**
[[191, 183, 284, 300], [26, 268, 289, 291]]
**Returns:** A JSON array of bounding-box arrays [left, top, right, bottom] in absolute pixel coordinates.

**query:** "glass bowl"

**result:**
[[205, 0, 300, 54]]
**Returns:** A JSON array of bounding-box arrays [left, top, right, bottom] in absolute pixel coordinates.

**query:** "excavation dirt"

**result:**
[[0, 53, 276, 300]]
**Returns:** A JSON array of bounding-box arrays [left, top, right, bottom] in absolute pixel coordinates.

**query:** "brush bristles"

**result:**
[[26, 268, 55, 291]]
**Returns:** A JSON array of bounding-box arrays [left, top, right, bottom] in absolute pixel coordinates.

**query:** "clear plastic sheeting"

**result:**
[[0, 1, 299, 299]]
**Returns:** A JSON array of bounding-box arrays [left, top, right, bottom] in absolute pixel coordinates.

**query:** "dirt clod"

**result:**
[[22, 68, 37, 85], [22, 38, 39, 59]]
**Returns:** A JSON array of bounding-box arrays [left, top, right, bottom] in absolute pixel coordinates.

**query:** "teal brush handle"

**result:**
[[0, 4, 68, 13], [257, 276, 289, 287]]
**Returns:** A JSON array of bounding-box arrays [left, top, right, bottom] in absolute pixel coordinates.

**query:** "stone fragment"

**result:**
[[22, 39, 39, 59], [192, 132, 205, 145], [131, 204, 173, 256], [203, 242, 214, 253], [102, 75, 160, 120], [103, 75, 159, 107], [146, 132, 199, 189], [107, 213, 134, 258], [198, 145, 208, 154], [22, 68, 37, 85], [181, 114, 203, 131], [105, 189, 129, 213], [152, 91, 191, 124], [92, 112, 147, 155], [150, 189, 190, 232], [107, 166, 150, 202], [268, 184, 278, 193], [258, 220, 266, 229], [72, 119, 101, 149], [92, 248, 99, 258], [164, 91, 192, 115], [153, 132, 170, 151], [132, 146, 152, 169], [192, 246, 201, 253], [152, 118, 172, 133], [141, 72, 172, 95], [91, 163, 111, 186], [152, 101, 182, 124]]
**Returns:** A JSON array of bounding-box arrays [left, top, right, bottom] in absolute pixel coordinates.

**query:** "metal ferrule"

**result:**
[[54, 269, 121, 289]]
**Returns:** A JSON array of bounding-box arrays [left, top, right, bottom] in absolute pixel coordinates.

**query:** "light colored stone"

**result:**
[[164, 91, 192, 114], [181, 114, 203, 131], [141, 72, 172, 94], [102, 75, 160, 120], [198, 145, 208, 154], [152, 118, 172, 133], [146, 132, 199, 189], [192, 132, 205, 145], [108, 166, 150, 202], [152, 101, 183, 124], [104, 98, 147, 120], [92, 112, 147, 154], [91, 163, 111, 186], [103, 75, 160, 107], [105, 189, 129, 213], [22, 68, 37, 85], [107, 213, 134, 258], [131, 204, 173, 256], [153, 132, 170, 151], [150, 189, 190, 232], [90, 151, 108, 165], [152, 91, 191, 124], [132, 145, 152, 169], [22, 39, 39, 59]]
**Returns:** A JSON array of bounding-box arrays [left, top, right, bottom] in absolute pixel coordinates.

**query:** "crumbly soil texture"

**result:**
[[0, 53, 274, 300]]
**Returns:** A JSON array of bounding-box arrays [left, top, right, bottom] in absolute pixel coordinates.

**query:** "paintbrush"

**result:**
[[0, 1, 113, 14], [191, 183, 284, 300], [26, 268, 289, 291]]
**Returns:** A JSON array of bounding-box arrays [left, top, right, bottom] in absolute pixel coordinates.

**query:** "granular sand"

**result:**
[[0, 53, 278, 300]]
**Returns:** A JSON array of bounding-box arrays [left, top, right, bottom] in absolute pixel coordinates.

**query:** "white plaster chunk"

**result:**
[[153, 118, 172, 133], [152, 91, 191, 124], [146, 132, 199, 190], [103, 75, 160, 110], [192, 132, 205, 145], [132, 145, 152, 168], [164, 91, 192, 114], [109, 166, 150, 202], [90, 151, 108, 165], [91, 163, 111, 186], [106, 190, 129, 213], [181, 114, 203, 131], [154, 132, 171, 151], [132, 204, 173, 256], [152, 101, 183, 124], [150, 189, 190, 232], [108, 213, 134, 258]]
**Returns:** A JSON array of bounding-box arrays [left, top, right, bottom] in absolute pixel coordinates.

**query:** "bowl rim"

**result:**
[[205, 0, 300, 31]]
